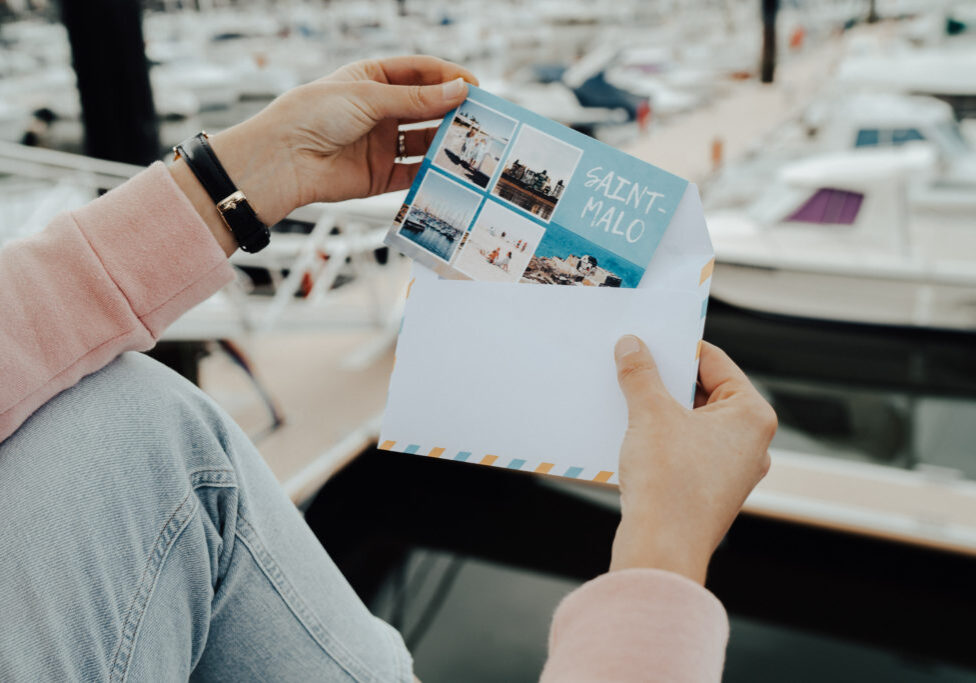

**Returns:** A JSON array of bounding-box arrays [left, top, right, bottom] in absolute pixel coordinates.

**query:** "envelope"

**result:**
[[379, 183, 714, 485]]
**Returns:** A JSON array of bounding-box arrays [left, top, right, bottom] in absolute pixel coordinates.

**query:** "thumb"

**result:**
[[614, 335, 676, 420], [357, 78, 468, 122]]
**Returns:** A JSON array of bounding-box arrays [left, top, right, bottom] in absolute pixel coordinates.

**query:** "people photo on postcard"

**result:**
[[453, 200, 546, 283], [433, 99, 518, 189]]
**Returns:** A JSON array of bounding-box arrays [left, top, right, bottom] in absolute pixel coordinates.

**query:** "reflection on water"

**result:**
[[400, 210, 462, 263], [756, 377, 976, 478], [402, 225, 457, 262], [705, 300, 976, 480]]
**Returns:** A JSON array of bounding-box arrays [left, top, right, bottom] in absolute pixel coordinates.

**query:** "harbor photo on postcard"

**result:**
[[433, 100, 518, 189], [453, 200, 546, 283], [521, 221, 642, 288], [491, 125, 582, 221], [398, 171, 482, 263]]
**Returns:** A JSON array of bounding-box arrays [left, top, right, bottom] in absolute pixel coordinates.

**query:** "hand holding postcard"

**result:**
[[381, 86, 715, 485]]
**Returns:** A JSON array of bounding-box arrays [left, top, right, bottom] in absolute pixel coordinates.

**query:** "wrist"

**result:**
[[208, 121, 297, 227], [609, 516, 710, 585], [169, 124, 297, 256]]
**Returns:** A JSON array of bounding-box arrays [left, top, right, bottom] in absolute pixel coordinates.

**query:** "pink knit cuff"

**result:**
[[0, 162, 234, 443], [542, 569, 729, 683], [71, 161, 234, 337]]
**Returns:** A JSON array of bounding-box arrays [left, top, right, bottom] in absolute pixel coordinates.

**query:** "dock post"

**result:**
[[60, 0, 160, 165], [760, 0, 779, 84]]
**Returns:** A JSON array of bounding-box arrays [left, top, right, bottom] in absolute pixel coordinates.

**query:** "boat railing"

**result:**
[[0, 140, 143, 189], [0, 141, 406, 350]]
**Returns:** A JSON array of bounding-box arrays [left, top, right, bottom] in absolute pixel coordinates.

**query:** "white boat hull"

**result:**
[[712, 261, 976, 331]]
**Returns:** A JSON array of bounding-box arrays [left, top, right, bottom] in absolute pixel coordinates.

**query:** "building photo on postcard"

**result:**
[[491, 125, 582, 221], [521, 220, 643, 288], [433, 100, 518, 189], [453, 200, 546, 283], [398, 171, 482, 263]]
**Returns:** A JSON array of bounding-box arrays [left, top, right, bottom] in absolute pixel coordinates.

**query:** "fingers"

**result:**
[[613, 335, 677, 420], [331, 56, 478, 88], [355, 79, 468, 125], [697, 341, 754, 400], [400, 126, 439, 158], [374, 56, 479, 88], [698, 342, 779, 440]]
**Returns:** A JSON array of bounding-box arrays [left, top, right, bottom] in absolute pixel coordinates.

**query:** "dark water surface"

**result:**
[[705, 299, 976, 478]]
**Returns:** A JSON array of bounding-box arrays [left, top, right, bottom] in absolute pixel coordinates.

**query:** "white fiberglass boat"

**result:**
[[706, 93, 976, 212], [836, 44, 976, 118], [805, 93, 976, 184], [707, 147, 976, 331]]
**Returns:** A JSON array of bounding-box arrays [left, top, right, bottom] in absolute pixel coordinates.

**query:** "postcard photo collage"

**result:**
[[394, 99, 586, 284]]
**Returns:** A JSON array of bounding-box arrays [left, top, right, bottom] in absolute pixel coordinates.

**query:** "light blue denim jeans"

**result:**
[[0, 352, 412, 682]]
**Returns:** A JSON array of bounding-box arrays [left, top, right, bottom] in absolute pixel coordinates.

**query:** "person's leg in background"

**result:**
[[0, 352, 411, 682]]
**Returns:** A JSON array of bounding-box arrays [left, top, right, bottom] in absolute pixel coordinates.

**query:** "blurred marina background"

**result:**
[[2, 0, 976, 680]]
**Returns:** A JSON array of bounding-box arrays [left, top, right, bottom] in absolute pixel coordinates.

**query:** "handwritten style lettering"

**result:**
[[580, 166, 663, 243], [583, 167, 665, 215]]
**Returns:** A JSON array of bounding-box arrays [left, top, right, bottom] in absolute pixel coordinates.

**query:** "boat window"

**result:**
[[854, 129, 879, 147], [891, 128, 925, 145], [785, 188, 863, 225]]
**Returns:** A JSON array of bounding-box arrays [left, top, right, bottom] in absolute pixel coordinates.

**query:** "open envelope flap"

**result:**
[[380, 277, 705, 484], [638, 183, 715, 296], [637, 182, 714, 370]]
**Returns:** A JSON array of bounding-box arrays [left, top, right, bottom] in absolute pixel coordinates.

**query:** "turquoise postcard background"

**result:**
[[399, 85, 688, 287]]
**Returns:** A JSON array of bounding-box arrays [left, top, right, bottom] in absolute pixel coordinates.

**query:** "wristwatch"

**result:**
[[173, 132, 271, 253]]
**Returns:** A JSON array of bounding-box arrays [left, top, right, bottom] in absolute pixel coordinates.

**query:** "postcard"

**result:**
[[384, 86, 689, 288]]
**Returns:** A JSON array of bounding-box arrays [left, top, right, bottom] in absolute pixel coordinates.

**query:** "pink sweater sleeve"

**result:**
[[541, 569, 729, 682], [0, 162, 234, 442]]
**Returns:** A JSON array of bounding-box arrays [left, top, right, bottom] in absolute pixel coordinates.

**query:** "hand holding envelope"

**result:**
[[610, 336, 775, 582], [380, 87, 717, 483], [381, 184, 714, 483]]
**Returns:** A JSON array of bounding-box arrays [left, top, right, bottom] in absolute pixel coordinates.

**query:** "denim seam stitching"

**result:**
[[234, 514, 379, 683], [108, 490, 197, 683], [189, 469, 236, 488]]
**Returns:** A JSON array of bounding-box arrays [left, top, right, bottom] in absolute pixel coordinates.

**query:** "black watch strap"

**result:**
[[174, 132, 271, 253]]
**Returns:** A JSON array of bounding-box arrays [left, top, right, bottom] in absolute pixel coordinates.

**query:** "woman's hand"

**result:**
[[609, 336, 776, 584], [172, 56, 476, 252]]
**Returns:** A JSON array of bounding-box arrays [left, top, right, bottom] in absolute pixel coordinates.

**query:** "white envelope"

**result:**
[[379, 184, 714, 485]]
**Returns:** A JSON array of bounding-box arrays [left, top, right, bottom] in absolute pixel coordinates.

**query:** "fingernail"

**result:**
[[442, 77, 466, 100], [614, 335, 641, 360]]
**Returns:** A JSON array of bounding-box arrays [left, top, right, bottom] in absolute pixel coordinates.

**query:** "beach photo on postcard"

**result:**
[[522, 221, 643, 288], [454, 200, 546, 282], [398, 172, 482, 263], [492, 125, 582, 221], [433, 100, 518, 189]]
